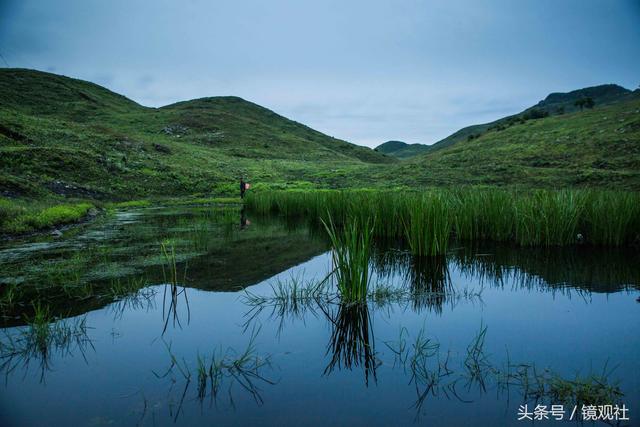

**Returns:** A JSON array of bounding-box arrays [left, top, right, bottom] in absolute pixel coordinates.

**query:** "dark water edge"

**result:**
[[0, 205, 638, 426]]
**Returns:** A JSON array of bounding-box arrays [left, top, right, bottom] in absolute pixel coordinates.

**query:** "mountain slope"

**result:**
[[379, 92, 640, 189], [374, 140, 430, 159], [0, 69, 392, 199], [427, 84, 633, 153]]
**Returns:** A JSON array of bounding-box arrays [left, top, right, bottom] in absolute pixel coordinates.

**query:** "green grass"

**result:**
[[403, 193, 451, 256], [388, 93, 640, 189], [247, 189, 640, 248], [0, 198, 94, 234], [0, 68, 393, 204], [1, 68, 639, 215], [322, 216, 373, 302]]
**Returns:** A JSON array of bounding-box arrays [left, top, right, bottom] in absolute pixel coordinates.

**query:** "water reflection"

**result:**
[[0, 206, 637, 426], [0, 315, 93, 383], [323, 303, 377, 386], [450, 243, 640, 293]]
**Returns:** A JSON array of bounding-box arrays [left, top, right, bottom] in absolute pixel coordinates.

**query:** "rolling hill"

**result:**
[[374, 140, 430, 159], [376, 91, 640, 189], [0, 68, 393, 199], [1, 68, 638, 207], [426, 84, 634, 154]]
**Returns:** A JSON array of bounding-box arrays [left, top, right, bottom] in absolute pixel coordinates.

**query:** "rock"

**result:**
[[51, 229, 63, 238], [153, 143, 171, 154]]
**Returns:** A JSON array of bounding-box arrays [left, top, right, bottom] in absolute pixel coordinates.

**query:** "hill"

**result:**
[[427, 84, 633, 153], [375, 91, 640, 189], [0, 69, 393, 199], [374, 140, 430, 159]]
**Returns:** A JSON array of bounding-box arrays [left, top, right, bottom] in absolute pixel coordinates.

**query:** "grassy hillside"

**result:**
[[374, 140, 430, 159], [381, 93, 640, 189], [427, 84, 633, 153], [0, 68, 393, 201], [1, 67, 638, 227]]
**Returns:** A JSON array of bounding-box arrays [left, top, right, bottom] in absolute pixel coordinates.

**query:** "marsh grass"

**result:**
[[500, 362, 624, 407], [0, 304, 93, 382], [0, 198, 95, 235], [155, 327, 275, 415], [243, 274, 332, 334], [385, 325, 624, 414], [403, 193, 451, 256], [322, 215, 373, 302], [160, 242, 190, 334], [0, 283, 20, 316], [247, 189, 640, 248]]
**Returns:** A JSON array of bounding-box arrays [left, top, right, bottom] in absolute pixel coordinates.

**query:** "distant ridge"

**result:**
[[426, 84, 633, 153], [374, 140, 430, 159]]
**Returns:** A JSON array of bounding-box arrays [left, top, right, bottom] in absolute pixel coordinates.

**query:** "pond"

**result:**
[[0, 204, 638, 426]]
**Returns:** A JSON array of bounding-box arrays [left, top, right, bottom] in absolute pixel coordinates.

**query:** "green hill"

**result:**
[[379, 92, 640, 189], [427, 84, 633, 153], [0, 68, 393, 199], [374, 140, 430, 159], [1, 68, 638, 207]]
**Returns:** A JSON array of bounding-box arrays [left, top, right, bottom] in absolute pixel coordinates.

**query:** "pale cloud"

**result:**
[[1, 0, 638, 147]]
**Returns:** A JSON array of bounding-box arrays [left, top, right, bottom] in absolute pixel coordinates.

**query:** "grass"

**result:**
[[2, 68, 639, 219], [404, 193, 451, 256], [0, 197, 95, 235], [160, 241, 190, 334], [155, 327, 274, 409], [0, 303, 93, 382], [322, 216, 373, 301], [247, 188, 640, 248], [384, 325, 624, 412], [389, 92, 640, 189], [0, 68, 392, 205]]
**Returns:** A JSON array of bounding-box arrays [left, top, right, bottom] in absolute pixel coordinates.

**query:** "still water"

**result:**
[[0, 205, 638, 426]]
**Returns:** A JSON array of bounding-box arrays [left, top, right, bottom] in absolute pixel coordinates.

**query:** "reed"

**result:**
[[322, 216, 372, 302], [403, 193, 451, 256], [247, 188, 640, 248]]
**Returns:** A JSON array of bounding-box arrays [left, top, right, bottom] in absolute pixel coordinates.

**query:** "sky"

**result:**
[[1, 0, 639, 147]]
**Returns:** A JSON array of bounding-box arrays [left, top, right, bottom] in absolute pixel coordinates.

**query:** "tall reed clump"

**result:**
[[404, 193, 451, 256], [584, 191, 640, 246], [247, 188, 639, 248], [515, 190, 587, 246], [322, 215, 372, 302]]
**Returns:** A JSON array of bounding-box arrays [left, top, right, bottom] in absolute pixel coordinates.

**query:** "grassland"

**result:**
[[0, 198, 95, 235], [1, 68, 639, 236], [385, 94, 640, 189], [0, 68, 393, 204]]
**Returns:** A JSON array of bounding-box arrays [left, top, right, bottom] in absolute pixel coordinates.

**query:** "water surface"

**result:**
[[0, 205, 638, 426]]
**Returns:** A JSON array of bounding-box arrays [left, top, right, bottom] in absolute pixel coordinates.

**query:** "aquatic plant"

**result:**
[[155, 327, 275, 414], [0, 307, 93, 382], [246, 189, 640, 247], [322, 216, 373, 302], [403, 193, 451, 256], [160, 241, 190, 334]]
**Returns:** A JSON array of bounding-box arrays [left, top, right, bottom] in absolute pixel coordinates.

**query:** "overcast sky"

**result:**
[[1, 0, 639, 147]]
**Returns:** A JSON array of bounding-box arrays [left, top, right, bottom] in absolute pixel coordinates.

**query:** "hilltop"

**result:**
[[0, 69, 392, 199], [425, 84, 633, 154], [375, 91, 640, 189], [374, 140, 430, 159], [1, 68, 639, 208]]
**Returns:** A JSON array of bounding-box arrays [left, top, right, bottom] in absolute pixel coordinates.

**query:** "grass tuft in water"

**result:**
[[322, 215, 373, 302]]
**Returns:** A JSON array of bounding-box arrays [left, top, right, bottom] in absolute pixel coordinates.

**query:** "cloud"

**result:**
[[1, 0, 638, 147]]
